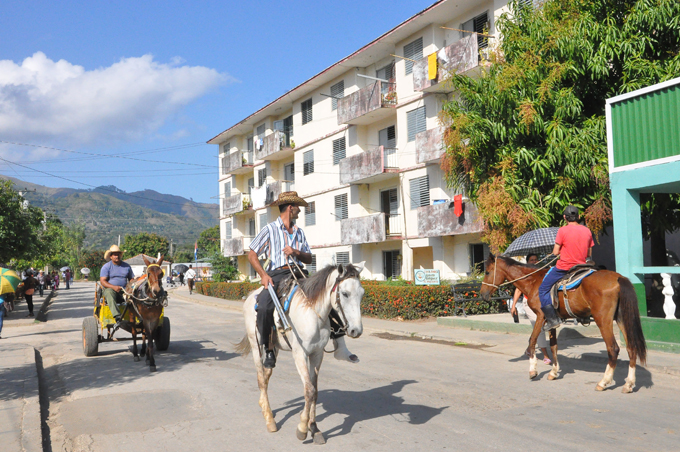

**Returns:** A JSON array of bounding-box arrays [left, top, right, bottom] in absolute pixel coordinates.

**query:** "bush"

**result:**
[[196, 281, 260, 299]]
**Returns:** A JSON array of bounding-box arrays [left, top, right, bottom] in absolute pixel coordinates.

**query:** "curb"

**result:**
[[35, 289, 56, 323], [3, 346, 43, 452], [437, 316, 606, 339]]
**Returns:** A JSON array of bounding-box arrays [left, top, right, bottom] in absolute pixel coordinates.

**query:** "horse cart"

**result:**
[[82, 282, 171, 357]]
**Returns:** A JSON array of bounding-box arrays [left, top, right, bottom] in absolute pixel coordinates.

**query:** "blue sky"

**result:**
[[0, 0, 435, 204]]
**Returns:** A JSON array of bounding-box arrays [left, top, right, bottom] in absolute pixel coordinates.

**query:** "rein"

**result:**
[[481, 255, 557, 289], [124, 265, 168, 308]]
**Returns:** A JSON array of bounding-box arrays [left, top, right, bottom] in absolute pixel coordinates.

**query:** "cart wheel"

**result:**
[[83, 317, 99, 357], [155, 317, 171, 351]]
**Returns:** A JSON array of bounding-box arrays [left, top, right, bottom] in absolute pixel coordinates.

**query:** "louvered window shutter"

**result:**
[[403, 37, 423, 75], [392, 252, 401, 277], [309, 255, 317, 273], [409, 176, 430, 209], [259, 213, 268, 230], [305, 201, 316, 226], [330, 81, 344, 111], [303, 150, 314, 175], [302, 99, 313, 124], [258, 168, 267, 187], [225, 221, 232, 239], [336, 252, 350, 265], [334, 193, 348, 220], [388, 188, 398, 214], [332, 137, 346, 165], [407, 106, 427, 142], [284, 163, 295, 182], [474, 12, 489, 48]]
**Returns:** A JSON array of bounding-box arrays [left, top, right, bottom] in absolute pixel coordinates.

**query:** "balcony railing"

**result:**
[[416, 127, 445, 164], [221, 150, 254, 175], [256, 130, 293, 161], [412, 33, 480, 93], [223, 193, 244, 216], [337, 81, 397, 125], [341, 213, 386, 245], [417, 200, 482, 238], [251, 180, 294, 209], [385, 213, 402, 236], [222, 237, 244, 257], [339, 146, 398, 184]]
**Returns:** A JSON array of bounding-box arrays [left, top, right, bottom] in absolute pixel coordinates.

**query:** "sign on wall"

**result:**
[[414, 269, 440, 285]]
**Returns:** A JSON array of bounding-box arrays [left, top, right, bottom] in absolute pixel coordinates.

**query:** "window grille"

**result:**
[[462, 11, 489, 49], [336, 252, 350, 265], [334, 193, 348, 221], [284, 162, 295, 182], [403, 37, 423, 75], [305, 201, 316, 226], [303, 150, 314, 175], [376, 63, 395, 81], [258, 168, 267, 187], [301, 98, 313, 124], [407, 106, 427, 142], [383, 250, 401, 278], [308, 255, 317, 273], [330, 80, 344, 111], [409, 175, 430, 209], [332, 137, 346, 165], [225, 221, 232, 239]]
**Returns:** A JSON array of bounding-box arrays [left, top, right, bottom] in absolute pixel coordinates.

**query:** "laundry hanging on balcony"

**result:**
[[428, 52, 438, 80], [454, 194, 463, 217]]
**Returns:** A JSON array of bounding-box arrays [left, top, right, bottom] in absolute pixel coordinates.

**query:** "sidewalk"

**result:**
[[168, 286, 680, 377], [1, 289, 55, 328]]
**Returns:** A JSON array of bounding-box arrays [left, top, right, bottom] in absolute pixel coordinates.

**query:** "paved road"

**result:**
[[3, 283, 680, 451]]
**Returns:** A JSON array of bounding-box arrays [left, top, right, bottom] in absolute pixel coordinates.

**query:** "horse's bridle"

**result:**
[[124, 264, 168, 308], [481, 255, 557, 289]]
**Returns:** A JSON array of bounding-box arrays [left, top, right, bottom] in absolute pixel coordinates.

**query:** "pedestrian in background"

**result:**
[[65, 269, 71, 289], [179, 272, 185, 286], [0, 294, 7, 339], [37, 270, 45, 296], [22, 272, 38, 317], [53, 271, 59, 290], [185, 265, 196, 295]]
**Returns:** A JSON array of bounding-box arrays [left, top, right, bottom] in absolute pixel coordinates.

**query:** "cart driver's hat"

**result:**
[[272, 191, 308, 207], [104, 245, 123, 260]]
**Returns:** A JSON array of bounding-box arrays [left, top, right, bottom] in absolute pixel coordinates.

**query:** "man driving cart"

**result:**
[[100, 245, 135, 328]]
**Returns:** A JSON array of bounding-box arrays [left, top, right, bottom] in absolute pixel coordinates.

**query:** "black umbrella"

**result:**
[[173, 264, 189, 274], [503, 227, 560, 257]]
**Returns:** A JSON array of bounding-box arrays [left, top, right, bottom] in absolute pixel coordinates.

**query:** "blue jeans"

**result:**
[[538, 267, 569, 308], [0, 303, 6, 335]]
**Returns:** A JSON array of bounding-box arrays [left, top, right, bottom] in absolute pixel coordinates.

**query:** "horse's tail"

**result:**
[[617, 277, 647, 365], [234, 335, 252, 357]]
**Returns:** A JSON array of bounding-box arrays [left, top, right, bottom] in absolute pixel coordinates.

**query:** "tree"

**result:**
[[0, 181, 48, 264], [209, 252, 238, 282], [80, 249, 107, 279], [440, 0, 680, 253], [121, 232, 169, 258], [197, 225, 220, 259]]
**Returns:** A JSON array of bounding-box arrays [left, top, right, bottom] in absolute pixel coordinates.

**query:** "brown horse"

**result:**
[[125, 255, 167, 372], [480, 255, 647, 393]]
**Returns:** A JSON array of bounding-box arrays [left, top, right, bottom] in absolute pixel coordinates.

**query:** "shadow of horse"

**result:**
[[273, 380, 447, 440]]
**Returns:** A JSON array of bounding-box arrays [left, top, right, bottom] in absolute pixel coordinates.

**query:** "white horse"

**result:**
[[235, 262, 365, 444]]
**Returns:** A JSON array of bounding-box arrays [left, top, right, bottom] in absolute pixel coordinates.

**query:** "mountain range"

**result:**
[[1, 175, 218, 249]]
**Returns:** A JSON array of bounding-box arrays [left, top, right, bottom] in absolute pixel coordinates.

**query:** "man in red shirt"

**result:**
[[538, 206, 594, 330]]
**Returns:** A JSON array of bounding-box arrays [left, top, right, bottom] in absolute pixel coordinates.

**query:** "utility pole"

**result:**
[[118, 235, 120, 246]]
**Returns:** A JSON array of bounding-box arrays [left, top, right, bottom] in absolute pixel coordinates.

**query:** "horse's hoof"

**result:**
[[134, 356, 140, 362], [529, 371, 538, 380], [547, 373, 556, 381], [149, 366, 157, 372], [296, 427, 308, 441], [595, 384, 605, 391], [313, 431, 326, 445], [266, 421, 278, 433], [621, 385, 633, 394]]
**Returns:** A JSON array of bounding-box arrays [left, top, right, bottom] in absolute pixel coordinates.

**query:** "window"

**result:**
[[376, 63, 395, 81], [247, 136, 254, 152], [383, 250, 401, 279], [248, 218, 256, 236], [259, 213, 268, 229], [273, 120, 284, 132], [308, 255, 317, 273], [334, 193, 348, 221], [225, 221, 232, 239], [224, 181, 231, 197], [256, 123, 265, 139], [336, 252, 350, 265], [407, 106, 427, 142], [301, 98, 313, 124], [330, 80, 344, 111], [303, 150, 314, 175], [470, 243, 489, 273], [403, 37, 423, 75], [379, 125, 396, 148], [332, 137, 346, 165], [258, 168, 267, 187], [462, 11, 489, 49], [409, 175, 430, 209], [222, 142, 230, 154], [305, 201, 316, 226], [284, 162, 295, 182]]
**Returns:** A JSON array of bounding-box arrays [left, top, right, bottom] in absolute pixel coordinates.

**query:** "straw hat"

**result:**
[[271, 191, 308, 207], [104, 245, 123, 260]]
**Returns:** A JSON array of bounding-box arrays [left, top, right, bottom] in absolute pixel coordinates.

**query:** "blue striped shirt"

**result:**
[[249, 217, 311, 272]]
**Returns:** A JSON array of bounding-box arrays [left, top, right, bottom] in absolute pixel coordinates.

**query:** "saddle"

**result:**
[[550, 264, 597, 325], [254, 267, 307, 314]]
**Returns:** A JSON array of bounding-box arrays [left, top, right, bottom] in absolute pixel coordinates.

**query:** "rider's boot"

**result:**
[[333, 336, 359, 363], [263, 349, 276, 369], [541, 305, 561, 332]]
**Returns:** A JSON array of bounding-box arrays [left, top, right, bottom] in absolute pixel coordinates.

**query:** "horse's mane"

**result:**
[[298, 264, 361, 307]]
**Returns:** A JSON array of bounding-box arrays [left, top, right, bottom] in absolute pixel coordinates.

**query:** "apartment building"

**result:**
[[208, 0, 512, 281]]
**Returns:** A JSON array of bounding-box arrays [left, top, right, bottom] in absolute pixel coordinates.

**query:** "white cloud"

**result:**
[[0, 52, 228, 145]]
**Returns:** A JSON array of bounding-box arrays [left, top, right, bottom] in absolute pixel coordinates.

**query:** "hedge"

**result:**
[[195, 281, 508, 320]]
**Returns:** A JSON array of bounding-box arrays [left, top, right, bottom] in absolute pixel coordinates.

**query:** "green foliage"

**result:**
[[0, 181, 50, 264], [195, 281, 260, 299], [440, 0, 680, 252], [122, 232, 169, 258], [209, 252, 238, 282], [80, 249, 106, 280], [173, 248, 194, 263], [197, 225, 220, 259]]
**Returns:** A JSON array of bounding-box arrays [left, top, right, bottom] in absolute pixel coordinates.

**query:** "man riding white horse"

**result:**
[[248, 191, 358, 369]]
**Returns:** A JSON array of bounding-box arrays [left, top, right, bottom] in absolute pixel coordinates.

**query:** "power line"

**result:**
[[0, 155, 219, 211]]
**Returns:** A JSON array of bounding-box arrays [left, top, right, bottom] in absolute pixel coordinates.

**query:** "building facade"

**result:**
[[209, 0, 512, 281]]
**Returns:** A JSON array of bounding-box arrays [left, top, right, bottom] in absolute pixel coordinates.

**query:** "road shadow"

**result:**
[[273, 379, 447, 439], [0, 363, 36, 402], [551, 352, 654, 391]]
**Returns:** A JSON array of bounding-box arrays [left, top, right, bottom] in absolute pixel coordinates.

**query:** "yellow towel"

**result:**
[[428, 53, 437, 80]]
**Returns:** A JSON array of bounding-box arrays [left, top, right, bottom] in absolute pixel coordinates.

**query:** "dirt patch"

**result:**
[[371, 332, 492, 350]]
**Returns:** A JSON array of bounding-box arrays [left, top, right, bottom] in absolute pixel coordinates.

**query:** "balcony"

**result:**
[[416, 127, 445, 164], [341, 213, 385, 245], [221, 150, 254, 176], [222, 193, 252, 217], [385, 213, 402, 237], [256, 130, 293, 161], [412, 33, 480, 93], [417, 201, 482, 238], [337, 81, 397, 125], [251, 180, 294, 209], [339, 146, 398, 185]]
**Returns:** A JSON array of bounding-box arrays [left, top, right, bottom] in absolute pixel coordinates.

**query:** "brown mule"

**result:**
[[127, 255, 167, 372], [480, 255, 646, 393]]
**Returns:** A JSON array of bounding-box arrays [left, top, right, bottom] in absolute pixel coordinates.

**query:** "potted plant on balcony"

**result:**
[[242, 197, 253, 211], [382, 90, 397, 106]]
